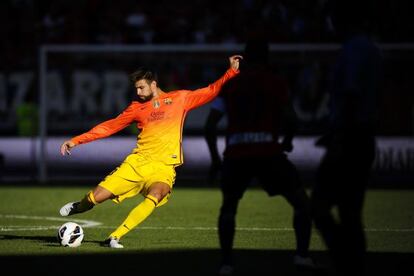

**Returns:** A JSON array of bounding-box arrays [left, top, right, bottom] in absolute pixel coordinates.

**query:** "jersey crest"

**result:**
[[164, 98, 173, 105]]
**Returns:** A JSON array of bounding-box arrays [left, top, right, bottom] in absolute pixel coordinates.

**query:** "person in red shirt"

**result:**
[[204, 39, 315, 275], [58, 55, 241, 248]]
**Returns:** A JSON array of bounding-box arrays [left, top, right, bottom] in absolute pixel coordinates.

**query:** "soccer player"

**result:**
[[204, 39, 315, 275], [311, 1, 382, 274], [59, 55, 242, 248]]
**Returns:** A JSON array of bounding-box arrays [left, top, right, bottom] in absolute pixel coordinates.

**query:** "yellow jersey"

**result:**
[[71, 68, 239, 166]]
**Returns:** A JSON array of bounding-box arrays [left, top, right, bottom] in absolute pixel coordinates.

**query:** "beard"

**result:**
[[137, 93, 153, 103]]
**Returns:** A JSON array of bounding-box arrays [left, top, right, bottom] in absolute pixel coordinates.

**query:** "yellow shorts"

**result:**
[[98, 153, 176, 207]]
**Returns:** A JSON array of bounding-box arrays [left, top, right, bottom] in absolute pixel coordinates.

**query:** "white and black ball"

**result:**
[[57, 222, 84, 247]]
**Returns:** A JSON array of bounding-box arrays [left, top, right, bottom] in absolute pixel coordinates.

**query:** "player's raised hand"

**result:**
[[60, 140, 76, 156], [229, 55, 243, 71]]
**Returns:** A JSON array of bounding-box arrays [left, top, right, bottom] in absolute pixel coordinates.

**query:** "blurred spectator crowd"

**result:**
[[0, 0, 412, 70]]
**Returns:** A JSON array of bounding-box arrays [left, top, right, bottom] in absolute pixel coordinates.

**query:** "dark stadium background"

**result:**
[[0, 0, 412, 185], [0, 2, 413, 276]]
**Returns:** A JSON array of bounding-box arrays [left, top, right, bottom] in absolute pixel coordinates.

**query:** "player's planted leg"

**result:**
[[104, 194, 159, 248], [285, 188, 315, 269], [103, 236, 124, 249], [218, 197, 239, 275]]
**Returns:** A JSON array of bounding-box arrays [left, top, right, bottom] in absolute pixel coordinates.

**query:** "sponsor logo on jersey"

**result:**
[[148, 111, 165, 122], [153, 100, 160, 109]]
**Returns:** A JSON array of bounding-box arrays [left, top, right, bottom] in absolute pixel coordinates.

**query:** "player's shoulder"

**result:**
[[164, 89, 185, 95], [160, 90, 190, 100], [129, 100, 151, 110], [130, 101, 142, 107]]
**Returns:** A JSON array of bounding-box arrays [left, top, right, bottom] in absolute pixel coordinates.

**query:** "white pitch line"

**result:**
[[364, 228, 414, 232], [0, 214, 102, 229], [0, 225, 60, 232], [79, 225, 414, 232], [0, 214, 413, 233], [95, 226, 295, 231]]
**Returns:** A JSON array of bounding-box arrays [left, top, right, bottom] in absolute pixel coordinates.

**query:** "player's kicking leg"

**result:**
[[59, 192, 96, 216], [59, 201, 84, 216], [59, 186, 112, 216]]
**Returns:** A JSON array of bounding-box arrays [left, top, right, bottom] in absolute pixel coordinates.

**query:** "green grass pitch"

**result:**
[[0, 185, 413, 275]]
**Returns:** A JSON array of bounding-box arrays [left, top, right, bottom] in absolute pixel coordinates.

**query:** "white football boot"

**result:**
[[104, 237, 124, 249], [59, 202, 80, 216]]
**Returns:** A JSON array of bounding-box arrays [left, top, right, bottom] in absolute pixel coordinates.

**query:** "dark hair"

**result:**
[[244, 38, 269, 65], [129, 67, 158, 84], [330, 0, 374, 35]]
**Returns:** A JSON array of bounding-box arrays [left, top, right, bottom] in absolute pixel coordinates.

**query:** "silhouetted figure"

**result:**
[[311, 1, 382, 275], [204, 39, 315, 275]]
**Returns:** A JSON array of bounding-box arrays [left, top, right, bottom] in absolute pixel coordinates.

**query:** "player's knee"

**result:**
[[147, 187, 171, 208], [294, 207, 310, 219], [93, 186, 114, 203], [148, 182, 171, 202], [148, 190, 168, 203], [310, 196, 329, 216], [220, 201, 238, 219], [311, 206, 331, 227], [293, 200, 311, 217]]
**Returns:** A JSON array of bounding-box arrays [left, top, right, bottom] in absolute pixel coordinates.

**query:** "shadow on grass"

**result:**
[[0, 234, 110, 248], [0, 234, 59, 246], [0, 245, 412, 276]]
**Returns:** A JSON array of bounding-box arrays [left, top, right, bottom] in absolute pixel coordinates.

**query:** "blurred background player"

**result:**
[[311, 0, 382, 274], [59, 55, 241, 248], [204, 39, 315, 275]]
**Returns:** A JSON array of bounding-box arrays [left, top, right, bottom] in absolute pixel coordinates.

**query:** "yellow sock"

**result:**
[[109, 195, 158, 239], [77, 191, 96, 212]]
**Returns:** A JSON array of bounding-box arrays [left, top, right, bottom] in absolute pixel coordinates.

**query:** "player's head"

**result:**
[[130, 68, 158, 102], [329, 0, 374, 39], [243, 38, 269, 66]]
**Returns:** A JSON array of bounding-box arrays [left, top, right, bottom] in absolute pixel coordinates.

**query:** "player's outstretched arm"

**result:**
[[60, 140, 76, 156], [183, 55, 242, 110], [229, 55, 243, 71]]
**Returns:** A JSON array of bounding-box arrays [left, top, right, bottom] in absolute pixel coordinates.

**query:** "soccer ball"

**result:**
[[57, 222, 84, 247]]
